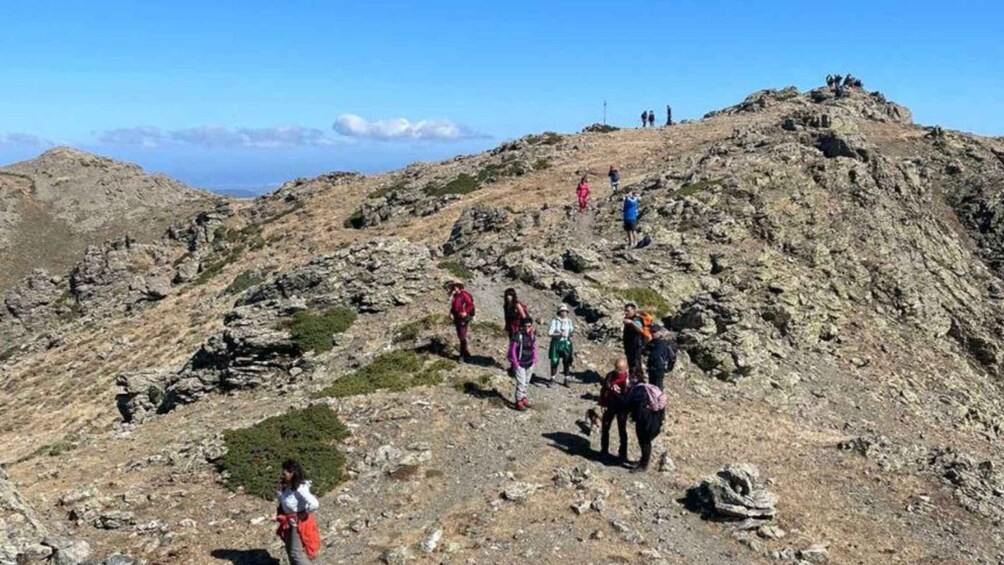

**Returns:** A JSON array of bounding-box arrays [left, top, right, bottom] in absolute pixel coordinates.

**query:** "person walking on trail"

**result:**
[[509, 316, 539, 409], [275, 459, 321, 565], [547, 304, 575, 386], [608, 166, 620, 193], [623, 191, 641, 247], [503, 288, 529, 374], [647, 110, 655, 127], [576, 175, 591, 213], [622, 303, 647, 372], [626, 373, 666, 473], [644, 324, 676, 390], [448, 281, 475, 363], [599, 357, 630, 464], [640, 110, 648, 128]]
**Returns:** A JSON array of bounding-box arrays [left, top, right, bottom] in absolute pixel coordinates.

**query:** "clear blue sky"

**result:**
[[1, 1, 1001, 193]]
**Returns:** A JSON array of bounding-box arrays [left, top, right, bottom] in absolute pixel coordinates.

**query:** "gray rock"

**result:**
[[502, 482, 540, 503], [686, 464, 778, 520], [798, 545, 829, 563]]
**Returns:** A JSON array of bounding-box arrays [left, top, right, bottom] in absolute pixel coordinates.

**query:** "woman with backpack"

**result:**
[[503, 288, 529, 374], [449, 281, 475, 363], [576, 175, 590, 213], [509, 316, 538, 411], [547, 304, 575, 386], [275, 459, 321, 564], [626, 372, 666, 473]]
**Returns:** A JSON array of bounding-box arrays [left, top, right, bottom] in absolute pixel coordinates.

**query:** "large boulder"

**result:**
[[442, 205, 509, 256], [685, 464, 778, 520]]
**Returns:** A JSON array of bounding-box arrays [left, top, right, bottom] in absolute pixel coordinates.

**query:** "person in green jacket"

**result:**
[[547, 304, 575, 386]]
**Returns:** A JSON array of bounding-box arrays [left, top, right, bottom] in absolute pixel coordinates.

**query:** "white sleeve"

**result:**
[[296, 482, 320, 512], [548, 318, 560, 336]]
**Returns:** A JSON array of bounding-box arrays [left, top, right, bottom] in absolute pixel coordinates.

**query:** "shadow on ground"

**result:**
[[210, 549, 279, 565], [542, 431, 627, 468]]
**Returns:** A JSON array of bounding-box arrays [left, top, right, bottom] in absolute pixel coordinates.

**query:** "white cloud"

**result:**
[[0, 133, 53, 148], [97, 125, 340, 149], [332, 114, 485, 141]]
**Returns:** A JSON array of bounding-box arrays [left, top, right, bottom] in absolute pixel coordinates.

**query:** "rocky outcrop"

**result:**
[[442, 205, 510, 256], [117, 238, 438, 421], [1, 468, 53, 563], [685, 464, 778, 520]]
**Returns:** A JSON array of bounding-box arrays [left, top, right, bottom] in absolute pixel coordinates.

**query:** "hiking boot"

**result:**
[[630, 464, 648, 474], [522, 398, 532, 409], [514, 399, 527, 411]]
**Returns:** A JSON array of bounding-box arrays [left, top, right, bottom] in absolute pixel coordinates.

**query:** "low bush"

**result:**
[[675, 178, 723, 198], [288, 307, 358, 354], [606, 286, 671, 317], [424, 173, 480, 197], [314, 350, 453, 398], [526, 131, 563, 146], [438, 260, 473, 281], [343, 210, 365, 229], [218, 404, 349, 500], [224, 270, 264, 296], [393, 314, 450, 343]]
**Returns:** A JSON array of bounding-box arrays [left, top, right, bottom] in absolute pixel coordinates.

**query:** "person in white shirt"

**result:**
[[547, 304, 575, 386], [276, 459, 319, 565]]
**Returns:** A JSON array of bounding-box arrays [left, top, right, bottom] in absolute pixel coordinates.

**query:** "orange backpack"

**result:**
[[637, 312, 655, 342]]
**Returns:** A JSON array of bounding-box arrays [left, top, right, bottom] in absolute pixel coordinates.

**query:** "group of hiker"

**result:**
[[575, 168, 643, 248], [826, 73, 863, 98], [641, 105, 673, 128], [447, 279, 676, 472]]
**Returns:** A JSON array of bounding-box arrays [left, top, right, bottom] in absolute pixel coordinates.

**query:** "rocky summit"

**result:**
[[2, 81, 1004, 564], [0, 147, 220, 290]]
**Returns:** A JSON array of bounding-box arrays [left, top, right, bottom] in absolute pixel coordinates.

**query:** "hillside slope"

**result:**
[[0, 147, 220, 290], [2, 82, 1004, 564]]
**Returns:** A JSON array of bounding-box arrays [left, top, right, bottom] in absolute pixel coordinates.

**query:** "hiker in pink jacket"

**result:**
[[576, 175, 590, 213]]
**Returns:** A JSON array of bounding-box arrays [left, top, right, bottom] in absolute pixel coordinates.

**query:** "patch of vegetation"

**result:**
[[532, 158, 551, 171], [288, 307, 358, 354], [14, 433, 82, 464], [370, 179, 408, 200], [193, 248, 243, 286], [473, 320, 507, 338], [424, 173, 480, 197], [343, 209, 365, 229], [526, 131, 563, 146], [388, 464, 421, 481], [173, 251, 194, 267], [224, 270, 264, 296], [314, 350, 453, 399], [393, 314, 451, 343], [581, 123, 620, 133], [0, 345, 20, 363], [438, 260, 473, 281], [605, 286, 671, 318], [675, 178, 723, 198], [218, 404, 349, 500], [454, 372, 493, 392]]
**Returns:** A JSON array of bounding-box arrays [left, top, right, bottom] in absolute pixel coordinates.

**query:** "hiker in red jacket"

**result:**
[[576, 175, 590, 213], [275, 459, 320, 564], [599, 357, 630, 464], [448, 281, 475, 363]]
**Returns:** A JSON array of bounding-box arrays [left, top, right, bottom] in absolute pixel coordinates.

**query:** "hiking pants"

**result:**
[[549, 339, 573, 378], [648, 367, 666, 390], [514, 364, 533, 403], [578, 193, 589, 213], [601, 405, 628, 460], [284, 528, 312, 565], [625, 345, 643, 373], [454, 321, 471, 359], [635, 408, 665, 469]]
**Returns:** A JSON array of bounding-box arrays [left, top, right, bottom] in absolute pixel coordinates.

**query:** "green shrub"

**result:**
[[581, 123, 620, 133], [424, 173, 480, 197], [438, 260, 472, 281], [675, 178, 723, 198], [605, 286, 670, 317], [224, 270, 264, 295], [315, 350, 451, 398], [343, 210, 365, 229], [532, 158, 551, 171], [473, 320, 507, 338], [393, 314, 450, 343], [288, 307, 358, 354], [527, 131, 563, 146], [218, 404, 349, 500]]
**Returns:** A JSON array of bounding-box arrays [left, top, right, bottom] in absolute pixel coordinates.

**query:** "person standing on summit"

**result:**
[[640, 110, 648, 128], [647, 110, 655, 128]]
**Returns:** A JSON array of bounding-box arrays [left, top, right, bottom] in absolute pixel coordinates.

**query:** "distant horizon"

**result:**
[[2, 1, 1001, 193]]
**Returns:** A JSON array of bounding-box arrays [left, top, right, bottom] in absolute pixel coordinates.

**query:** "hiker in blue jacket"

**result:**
[[623, 191, 641, 248]]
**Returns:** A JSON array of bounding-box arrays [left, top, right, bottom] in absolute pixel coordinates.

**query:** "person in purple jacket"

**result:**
[[509, 316, 538, 411]]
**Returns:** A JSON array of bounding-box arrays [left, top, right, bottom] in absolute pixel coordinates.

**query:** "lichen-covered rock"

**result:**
[[686, 464, 777, 520], [442, 205, 509, 256], [0, 468, 52, 563]]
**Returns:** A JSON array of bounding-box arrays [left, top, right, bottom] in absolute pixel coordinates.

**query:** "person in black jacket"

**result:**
[[622, 303, 645, 372], [643, 324, 676, 390]]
